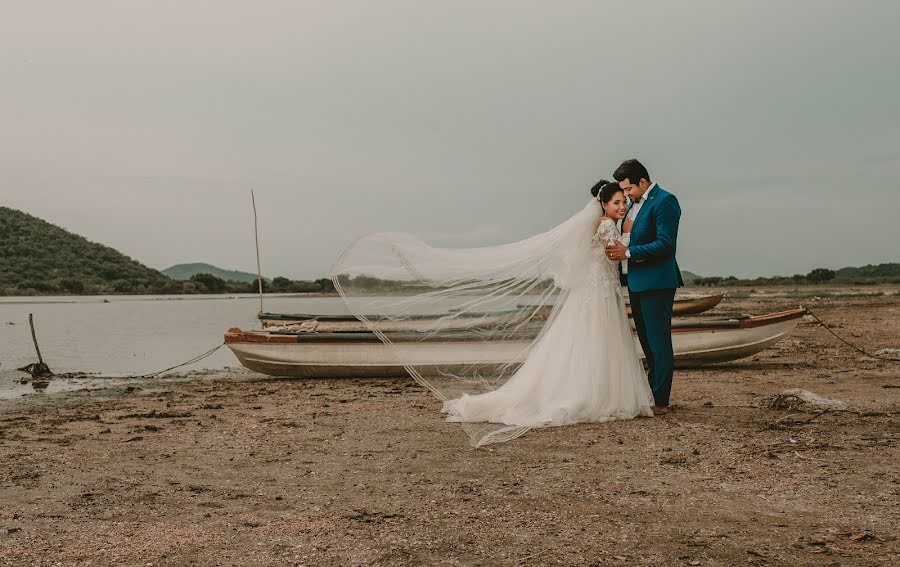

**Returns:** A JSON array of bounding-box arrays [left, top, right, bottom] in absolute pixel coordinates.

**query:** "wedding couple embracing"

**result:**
[[334, 158, 683, 446]]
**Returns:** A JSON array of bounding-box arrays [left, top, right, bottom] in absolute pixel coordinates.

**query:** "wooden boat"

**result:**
[[226, 307, 806, 378], [529, 292, 723, 317], [257, 293, 724, 330], [657, 293, 723, 316]]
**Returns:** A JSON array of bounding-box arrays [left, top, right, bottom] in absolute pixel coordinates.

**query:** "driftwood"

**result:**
[[763, 390, 848, 431], [17, 314, 53, 380], [768, 389, 847, 411]]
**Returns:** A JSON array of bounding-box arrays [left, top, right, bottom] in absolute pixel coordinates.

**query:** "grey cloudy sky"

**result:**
[[2, 1, 898, 279]]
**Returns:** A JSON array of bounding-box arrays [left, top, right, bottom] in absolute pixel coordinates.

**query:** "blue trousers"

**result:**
[[629, 288, 676, 407]]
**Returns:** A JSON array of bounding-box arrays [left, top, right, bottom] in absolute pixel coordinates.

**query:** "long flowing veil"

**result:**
[[331, 199, 602, 446]]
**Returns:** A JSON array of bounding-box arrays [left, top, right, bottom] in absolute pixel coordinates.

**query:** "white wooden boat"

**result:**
[[226, 308, 806, 378], [257, 293, 725, 331]]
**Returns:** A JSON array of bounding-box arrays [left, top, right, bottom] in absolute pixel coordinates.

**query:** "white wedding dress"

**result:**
[[333, 199, 656, 447], [442, 217, 655, 430]]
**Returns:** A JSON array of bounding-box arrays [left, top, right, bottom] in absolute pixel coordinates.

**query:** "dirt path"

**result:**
[[1, 290, 898, 566]]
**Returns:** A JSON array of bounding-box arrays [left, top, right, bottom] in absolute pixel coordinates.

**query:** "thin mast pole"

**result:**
[[251, 190, 264, 314]]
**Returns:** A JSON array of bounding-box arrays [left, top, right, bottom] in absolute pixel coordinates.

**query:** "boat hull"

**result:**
[[227, 308, 805, 378]]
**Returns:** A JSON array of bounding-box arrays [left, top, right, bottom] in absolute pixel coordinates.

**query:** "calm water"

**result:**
[[0, 294, 356, 399]]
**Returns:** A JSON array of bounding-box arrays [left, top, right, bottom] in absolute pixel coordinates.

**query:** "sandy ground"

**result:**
[[1, 286, 899, 566]]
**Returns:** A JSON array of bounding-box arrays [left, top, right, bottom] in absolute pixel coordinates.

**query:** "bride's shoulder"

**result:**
[[593, 217, 618, 240]]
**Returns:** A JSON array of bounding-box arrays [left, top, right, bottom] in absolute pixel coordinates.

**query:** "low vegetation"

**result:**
[[693, 264, 900, 287], [186, 274, 335, 295]]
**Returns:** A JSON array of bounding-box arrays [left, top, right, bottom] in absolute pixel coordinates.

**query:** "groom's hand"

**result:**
[[605, 242, 628, 261]]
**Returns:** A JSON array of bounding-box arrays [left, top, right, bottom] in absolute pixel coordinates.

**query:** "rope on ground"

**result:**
[[805, 307, 900, 362], [135, 342, 226, 379]]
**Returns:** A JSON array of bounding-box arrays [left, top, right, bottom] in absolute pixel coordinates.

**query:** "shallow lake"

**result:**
[[0, 292, 544, 400], [0, 294, 359, 399]]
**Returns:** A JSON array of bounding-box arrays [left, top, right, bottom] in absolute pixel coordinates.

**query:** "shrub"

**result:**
[[190, 273, 227, 293], [807, 268, 836, 283]]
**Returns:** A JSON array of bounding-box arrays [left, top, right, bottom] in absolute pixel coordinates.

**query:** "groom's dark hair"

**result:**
[[613, 159, 651, 184]]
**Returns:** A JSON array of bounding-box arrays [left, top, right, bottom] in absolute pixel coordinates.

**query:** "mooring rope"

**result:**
[[805, 307, 900, 362], [135, 342, 227, 379]]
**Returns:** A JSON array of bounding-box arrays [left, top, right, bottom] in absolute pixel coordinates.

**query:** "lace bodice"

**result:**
[[586, 217, 627, 288], [593, 217, 630, 248]]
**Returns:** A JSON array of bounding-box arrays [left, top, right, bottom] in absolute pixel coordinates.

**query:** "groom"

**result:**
[[605, 159, 683, 415]]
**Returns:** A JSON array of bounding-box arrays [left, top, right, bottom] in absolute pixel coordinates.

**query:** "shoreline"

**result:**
[[0, 292, 339, 306]]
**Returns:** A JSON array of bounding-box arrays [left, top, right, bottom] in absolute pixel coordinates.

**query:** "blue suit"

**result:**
[[626, 184, 683, 407]]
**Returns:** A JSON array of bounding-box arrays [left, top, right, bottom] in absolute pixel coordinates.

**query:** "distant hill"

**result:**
[[162, 263, 268, 283], [680, 270, 701, 283], [0, 207, 178, 295], [835, 263, 900, 279]]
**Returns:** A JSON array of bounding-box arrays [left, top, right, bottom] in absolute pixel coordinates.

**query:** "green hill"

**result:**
[[163, 263, 268, 283], [0, 207, 179, 295]]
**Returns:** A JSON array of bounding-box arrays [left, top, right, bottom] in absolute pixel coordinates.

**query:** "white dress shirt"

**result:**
[[622, 182, 657, 275]]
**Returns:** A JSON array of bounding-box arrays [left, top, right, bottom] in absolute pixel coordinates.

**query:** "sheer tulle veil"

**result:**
[[331, 198, 603, 446]]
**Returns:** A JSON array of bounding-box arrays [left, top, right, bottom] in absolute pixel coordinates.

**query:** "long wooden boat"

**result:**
[[226, 307, 806, 378], [257, 293, 725, 331]]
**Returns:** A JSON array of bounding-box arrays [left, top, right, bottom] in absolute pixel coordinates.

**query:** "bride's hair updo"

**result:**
[[590, 179, 623, 213]]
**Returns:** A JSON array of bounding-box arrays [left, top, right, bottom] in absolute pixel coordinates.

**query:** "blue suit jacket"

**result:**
[[626, 184, 684, 293]]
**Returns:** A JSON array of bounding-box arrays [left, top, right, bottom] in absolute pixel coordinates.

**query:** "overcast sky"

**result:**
[[2, 1, 898, 279]]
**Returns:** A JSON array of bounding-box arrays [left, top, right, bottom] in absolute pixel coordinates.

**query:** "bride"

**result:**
[[442, 181, 655, 432], [333, 180, 654, 447]]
